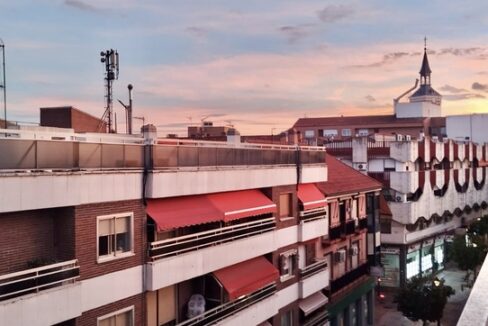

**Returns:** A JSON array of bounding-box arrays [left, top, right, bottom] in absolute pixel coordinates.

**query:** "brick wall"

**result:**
[[76, 294, 144, 326], [0, 207, 74, 274], [74, 199, 146, 280]]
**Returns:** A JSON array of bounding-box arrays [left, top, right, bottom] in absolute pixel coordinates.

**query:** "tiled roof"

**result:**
[[318, 154, 382, 196], [379, 194, 392, 217], [293, 114, 426, 128]]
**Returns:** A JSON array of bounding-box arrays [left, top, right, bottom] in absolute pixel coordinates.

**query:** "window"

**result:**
[[280, 250, 297, 280], [341, 128, 352, 137], [357, 129, 369, 136], [323, 129, 338, 137], [97, 213, 133, 262], [281, 309, 293, 326], [98, 306, 134, 326], [279, 193, 293, 218], [304, 130, 315, 138]]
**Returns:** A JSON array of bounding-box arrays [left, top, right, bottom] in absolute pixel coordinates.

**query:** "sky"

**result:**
[[1, 0, 488, 135]]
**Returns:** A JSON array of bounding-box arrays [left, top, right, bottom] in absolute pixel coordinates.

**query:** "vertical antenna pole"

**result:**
[[0, 39, 6, 129], [128, 84, 133, 134]]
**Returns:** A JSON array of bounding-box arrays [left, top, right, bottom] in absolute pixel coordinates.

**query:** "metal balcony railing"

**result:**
[[177, 284, 276, 326], [149, 217, 276, 260], [329, 263, 369, 293], [299, 209, 327, 223], [0, 259, 80, 301], [300, 259, 328, 279], [302, 310, 329, 326]]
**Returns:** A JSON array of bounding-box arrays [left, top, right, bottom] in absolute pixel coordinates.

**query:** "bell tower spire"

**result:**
[[420, 36, 432, 86]]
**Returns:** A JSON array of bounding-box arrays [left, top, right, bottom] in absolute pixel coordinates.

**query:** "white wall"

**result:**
[[447, 114, 488, 143], [395, 101, 441, 118], [0, 283, 82, 326]]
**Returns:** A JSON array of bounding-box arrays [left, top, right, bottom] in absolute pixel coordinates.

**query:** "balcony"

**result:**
[[298, 210, 328, 242], [177, 284, 276, 326], [458, 254, 488, 325], [147, 220, 301, 290], [149, 218, 276, 259], [0, 260, 81, 325], [329, 263, 369, 294], [299, 260, 329, 298]]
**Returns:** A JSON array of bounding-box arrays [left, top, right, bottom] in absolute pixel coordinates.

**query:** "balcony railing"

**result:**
[[177, 284, 276, 326], [299, 209, 327, 223], [149, 217, 276, 260], [0, 134, 326, 171], [0, 259, 80, 301], [329, 263, 369, 293], [345, 220, 356, 235], [302, 310, 329, 326], [300, 259, 328, 279], [358, 218, 368, 230]]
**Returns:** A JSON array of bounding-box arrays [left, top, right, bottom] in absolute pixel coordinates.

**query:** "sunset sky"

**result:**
[[2, 0, 488, 135]]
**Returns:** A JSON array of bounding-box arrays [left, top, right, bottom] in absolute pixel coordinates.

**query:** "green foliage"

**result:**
[[396, 276, 454, 324], [452, 215, 488, 273]]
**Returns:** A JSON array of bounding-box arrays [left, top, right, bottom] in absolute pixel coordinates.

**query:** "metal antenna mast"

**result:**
[[0, 39, 6, 129], [100, 49, 119, 133]]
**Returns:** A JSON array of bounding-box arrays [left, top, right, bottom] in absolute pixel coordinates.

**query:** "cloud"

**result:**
[[348, 51, 420, 68], [444, 93, 485, 101], [439, 84, 467, 93], [472, 82, 488, 92], [64, 0, 100, 12], [186, 26, 208, 39], [278, 25, 313, 44], [317, 5, 354, 23], [437, 47, 484, 56], [365, 95, 376, 102]]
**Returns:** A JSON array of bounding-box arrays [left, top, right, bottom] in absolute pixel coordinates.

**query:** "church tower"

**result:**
[[395, 38, 442, 118]]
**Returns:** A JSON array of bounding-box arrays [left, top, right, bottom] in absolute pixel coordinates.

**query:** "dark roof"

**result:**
[[317, 154, 382, 196], [379, 194, 392, 217], [419, 50, 432, 76], [410, 84, 441, 98], [293, 114, 426, 129]]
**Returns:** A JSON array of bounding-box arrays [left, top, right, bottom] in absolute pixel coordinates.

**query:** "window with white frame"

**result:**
[[98, 306, 134, 326], [280, 249, 298, 280], [341, 128, 352, 137], [323, 129, 338, 137], [357, 129, 369, 136], [97, 213, 133, 261]]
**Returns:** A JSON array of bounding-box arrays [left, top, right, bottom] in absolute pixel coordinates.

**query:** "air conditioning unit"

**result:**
[[395, 196, 403, 202], [334, 250, 346, 263], [349, 247, 359, 256]]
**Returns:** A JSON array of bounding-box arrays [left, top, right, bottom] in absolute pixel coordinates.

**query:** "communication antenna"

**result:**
[[0, 39, 6, 129], [100, 49, 119, 133]]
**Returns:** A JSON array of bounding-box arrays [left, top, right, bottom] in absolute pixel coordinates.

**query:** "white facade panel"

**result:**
[[299, 270, 329, 299], [447, 114, 488, 144], [0, 283, 82, 326], [81, 266, 143, 312], [298, 218, 328, 242]]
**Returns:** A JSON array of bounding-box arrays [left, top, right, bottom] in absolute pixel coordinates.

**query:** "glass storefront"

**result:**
[[381, 250, 400, 287], [421, 245, 433, 274], [406, 250, 420, 279], [434, 244, 444, 269]]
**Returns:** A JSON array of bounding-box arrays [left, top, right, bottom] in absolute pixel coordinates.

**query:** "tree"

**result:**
[[451, 215, 488, 280], [396, 276, 454, 326]]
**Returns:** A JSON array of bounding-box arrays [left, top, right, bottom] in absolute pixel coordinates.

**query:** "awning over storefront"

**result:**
[[299, 291, 329, 316], [297, 183, 327, 210], [213, 256, 279, 300], [147, 189, 276, 231]]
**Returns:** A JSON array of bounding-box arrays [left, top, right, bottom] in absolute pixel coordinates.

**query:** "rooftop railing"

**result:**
[[0, 130, 326, 171], [0, 259, 80, 301], [149, 217, 276, 260], [177, 284, 276, 326]]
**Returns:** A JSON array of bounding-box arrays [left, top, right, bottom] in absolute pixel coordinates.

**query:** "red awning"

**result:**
[[213, 256, 279, 300], [147, 189, 276, 231], [297, 183, 327, 210], [146, 195, 222, 231], [208, 189, 276, 222]]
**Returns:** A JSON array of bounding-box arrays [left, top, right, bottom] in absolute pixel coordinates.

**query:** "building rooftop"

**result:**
[[293, 114, 426, 129], [317, 154, 382, 196]]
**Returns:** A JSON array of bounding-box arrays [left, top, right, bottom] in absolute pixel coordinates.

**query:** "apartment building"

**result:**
[[0, 122, 382, 326], [326, 136, 488, 287]]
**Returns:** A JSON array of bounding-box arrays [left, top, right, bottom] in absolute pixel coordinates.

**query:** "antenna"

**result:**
[[100, 49, 119, 133], [0, 39, 6, 129]]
